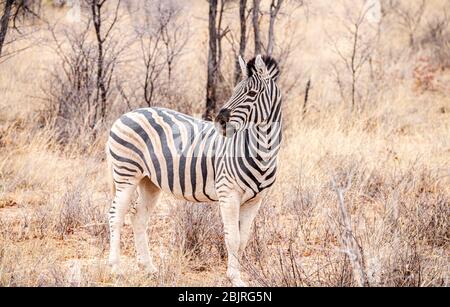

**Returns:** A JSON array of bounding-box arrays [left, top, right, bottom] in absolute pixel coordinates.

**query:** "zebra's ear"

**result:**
[[238, 55, 248, 79], [255, 54, 269, 79]]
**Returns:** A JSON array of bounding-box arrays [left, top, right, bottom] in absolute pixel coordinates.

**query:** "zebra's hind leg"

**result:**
[[131, 177, 161, 275], [108, 184, 136, 274]]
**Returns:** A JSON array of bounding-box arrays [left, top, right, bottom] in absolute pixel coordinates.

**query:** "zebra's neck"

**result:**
[[246, 124, 280, 162], [219, 102, 282, 196]]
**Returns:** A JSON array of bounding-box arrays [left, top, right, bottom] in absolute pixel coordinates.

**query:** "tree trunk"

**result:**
[[350, 23, 359, 112], [0, 0, 14, 58], [252, 0, 261, 55], [91, 0, 109, 123], [267, 0, 283, 56], [234, 0, 247, 84], [203, 0, 218, 121], [216, 0, 227, 79], [302, 78, 311, 119]]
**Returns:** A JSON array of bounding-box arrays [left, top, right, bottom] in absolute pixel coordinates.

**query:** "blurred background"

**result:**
[[0, 0, 448, 286]]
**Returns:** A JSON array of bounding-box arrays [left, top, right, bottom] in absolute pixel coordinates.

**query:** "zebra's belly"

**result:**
[[146, 153, 219, 203]]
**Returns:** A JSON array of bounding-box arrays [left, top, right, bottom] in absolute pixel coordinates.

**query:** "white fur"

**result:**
[[255, 54, 270, 79], [239, 55, 248, 79]]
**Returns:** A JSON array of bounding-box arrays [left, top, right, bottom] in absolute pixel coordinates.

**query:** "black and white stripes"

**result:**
[[109, 108, 220, 202], [106, 55, 283, 286], [107, 56, 281, 204]]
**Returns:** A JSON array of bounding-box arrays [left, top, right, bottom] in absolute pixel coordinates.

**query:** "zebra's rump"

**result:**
[[107, 107, 219, 202]]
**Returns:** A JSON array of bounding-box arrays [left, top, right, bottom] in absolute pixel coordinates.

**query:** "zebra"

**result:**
[[106, 55, 282, 286]]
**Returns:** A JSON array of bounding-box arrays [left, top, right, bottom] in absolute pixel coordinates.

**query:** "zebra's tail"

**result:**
[[105, 144, 116, 197]]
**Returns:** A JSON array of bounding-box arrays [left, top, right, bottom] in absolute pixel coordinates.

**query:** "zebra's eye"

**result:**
[[247, 91, 258, 98]]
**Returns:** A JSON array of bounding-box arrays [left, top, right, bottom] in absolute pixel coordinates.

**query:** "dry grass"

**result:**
[[0, 0, 448, 286]]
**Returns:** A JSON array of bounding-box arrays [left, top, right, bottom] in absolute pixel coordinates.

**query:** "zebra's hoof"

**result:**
[[110, 263, 124, 276], [138, 262, 158, 276], [231, 278, 247, 287]]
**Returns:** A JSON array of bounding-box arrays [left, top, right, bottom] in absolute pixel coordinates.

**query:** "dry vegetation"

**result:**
[[0, 0, 449, 286]]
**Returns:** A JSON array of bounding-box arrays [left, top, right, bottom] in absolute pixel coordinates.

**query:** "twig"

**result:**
[[331, 177, 368, 287]]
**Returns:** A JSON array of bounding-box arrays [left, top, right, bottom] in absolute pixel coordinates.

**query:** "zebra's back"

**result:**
[[107, 107, 220, 202]]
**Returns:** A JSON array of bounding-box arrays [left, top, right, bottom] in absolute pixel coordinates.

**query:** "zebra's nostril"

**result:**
[[215, 108, 231, 124]]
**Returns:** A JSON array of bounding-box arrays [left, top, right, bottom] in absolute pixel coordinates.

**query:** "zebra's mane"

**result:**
[[247, 56, 280, 81]]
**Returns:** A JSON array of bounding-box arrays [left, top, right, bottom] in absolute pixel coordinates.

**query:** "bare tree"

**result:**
[[216, 0, 231, 79], [267, 0, 283, 56], [137, 23, 164, 107], [302, 78, 311, 119], [252, 0, 261, 55], [389, 0, 426, 49], [88, 0, 122, 124], [122, 0, 188, 108], [251, 0, 304, 56], [203, 0, 231, 120], [44, 0, 127, 142], [0, 0, 40, 62], [153, 0, 188, 88], [45, 21, 98, 141], [0, 0, 14, 58], [204, 0, 304, 117], [256, 0, 306, 103], [329, 2, 378, 112], [234, 0, 247, 83], [204, 0, 218, 120]]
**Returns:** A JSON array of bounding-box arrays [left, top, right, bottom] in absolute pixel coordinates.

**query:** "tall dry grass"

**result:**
[[0, 0, 448, 286]]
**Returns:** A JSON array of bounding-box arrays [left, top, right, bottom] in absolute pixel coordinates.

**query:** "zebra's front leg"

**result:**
[[219, 194, 246, 287], [108, 185, 136, 274], [238, 198, 262, 257]]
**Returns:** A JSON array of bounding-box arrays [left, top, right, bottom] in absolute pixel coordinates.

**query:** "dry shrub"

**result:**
[[56, 179, 109, 244], [170, 201, 225, 265], [394, 169, 448, 249], [412, 11, 450, 93], [43, 24, 100, 145], [243, 240, 308, 287], [57, 182, 85, 238], [247, 192, 284, 261], [0, 178, 108, 243], [419, 11, 450, 70], [0, 241, 67, 287], [242, 156, 449, 287], [153, 243, 184, 286], [1, 0, 448, 288], [413, 57, 440, 92]]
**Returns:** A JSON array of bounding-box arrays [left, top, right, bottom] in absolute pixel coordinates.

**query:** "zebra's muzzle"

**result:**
[[215, 109, 236, 137]]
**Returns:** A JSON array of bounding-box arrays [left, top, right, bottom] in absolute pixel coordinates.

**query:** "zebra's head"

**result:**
[[215, 55, 281, 137]]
